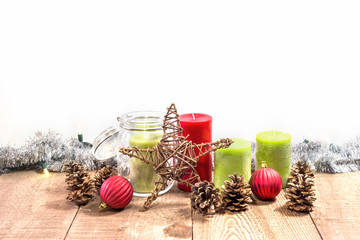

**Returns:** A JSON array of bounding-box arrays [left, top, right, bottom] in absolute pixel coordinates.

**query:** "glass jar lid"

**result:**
[[117, 111, 164, 131], [92, 126, 119, 161]]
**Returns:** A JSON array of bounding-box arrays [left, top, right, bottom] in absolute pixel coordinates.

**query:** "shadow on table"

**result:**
[[274, 204, 309, 217], [77, 196, 125, 216], [77, 193, 191, 217], [249, 193, 277, 205]]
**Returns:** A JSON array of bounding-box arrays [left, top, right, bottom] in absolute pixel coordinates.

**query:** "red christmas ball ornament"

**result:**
[[99, 176, 133, 210], [250, 162, 282, 200]]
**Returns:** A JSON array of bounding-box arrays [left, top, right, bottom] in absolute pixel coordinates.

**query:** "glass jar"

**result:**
[[117, 111, 174, 197]]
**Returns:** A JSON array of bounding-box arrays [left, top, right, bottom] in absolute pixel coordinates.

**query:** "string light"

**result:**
[[42, 163, 49, 176], [78, 125, 83, 142]]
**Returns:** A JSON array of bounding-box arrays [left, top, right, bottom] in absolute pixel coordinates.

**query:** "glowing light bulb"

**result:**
[[42, 163, 49, 176], [43, 168, 50, 176]]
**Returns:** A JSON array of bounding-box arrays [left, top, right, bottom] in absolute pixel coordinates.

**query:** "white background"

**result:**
[[1, 1, 360, 146]]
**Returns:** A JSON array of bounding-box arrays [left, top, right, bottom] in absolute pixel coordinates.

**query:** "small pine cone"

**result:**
[[191, 181, 222, 215], [288, 161, 315, 180], [64, 162, 95, 205], [94, 165, 117, 192], [285, 161, 316, 212], [222, 173, 252, 212]]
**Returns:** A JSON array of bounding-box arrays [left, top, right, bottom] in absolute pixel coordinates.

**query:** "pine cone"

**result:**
[[285, 161, 316, 212], [64, 162, 95, 205], [191, 181, 222, 215], [94, 165, 117, 192], [222, 173, 252, 212]]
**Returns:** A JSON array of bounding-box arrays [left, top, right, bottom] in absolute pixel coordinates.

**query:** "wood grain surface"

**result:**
[[0, 171, 78, 240], [1, 170, 359, 240], [311, 172, 360, 240], [192, 191, 321, 240], [65, 183, 192, 240]]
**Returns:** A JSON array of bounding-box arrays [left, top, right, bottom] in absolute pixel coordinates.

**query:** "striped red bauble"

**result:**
[[250, 162, 282, 200], [99, 176, 133, 209]]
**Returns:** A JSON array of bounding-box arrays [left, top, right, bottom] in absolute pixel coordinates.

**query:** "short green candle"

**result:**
[[255, 131, 292, 188], [214, 138, 252, 189], [129, 132, 162, 193]]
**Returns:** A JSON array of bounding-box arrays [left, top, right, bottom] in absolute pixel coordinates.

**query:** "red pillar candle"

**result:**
[[178, 113, 212, 192]]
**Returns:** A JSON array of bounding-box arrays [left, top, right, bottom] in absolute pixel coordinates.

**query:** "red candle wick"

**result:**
[[192, 113, 195, 120]]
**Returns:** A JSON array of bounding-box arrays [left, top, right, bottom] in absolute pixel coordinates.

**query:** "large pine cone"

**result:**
[[285, 161, 316, 212], [191, 181, 222, 215], [222, 173, 252, 212], [64, 162, 95, 205], [94, 165, 117, 192]]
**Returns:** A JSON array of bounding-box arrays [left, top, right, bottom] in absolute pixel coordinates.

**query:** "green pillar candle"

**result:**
[[255, 131, 292, 188], [129, 132, 162, 193], [214, 138, 252, 189]]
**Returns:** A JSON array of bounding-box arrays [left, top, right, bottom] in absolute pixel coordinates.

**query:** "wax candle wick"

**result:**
[[192, 113, 195, 120], [273, 130, 276, 137]]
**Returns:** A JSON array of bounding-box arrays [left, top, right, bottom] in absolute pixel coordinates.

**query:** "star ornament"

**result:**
[[119, 103, 233, 211]]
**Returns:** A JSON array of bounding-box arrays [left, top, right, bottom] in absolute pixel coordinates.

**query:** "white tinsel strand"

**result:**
[[0, 131, 116, 175], [2, 131, 360, 175], [292, 139, 360, 173]]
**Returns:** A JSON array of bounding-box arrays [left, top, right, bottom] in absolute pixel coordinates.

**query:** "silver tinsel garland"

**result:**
[[1, 131, 360, 175], [292, 138, 360, 173], [0, 131, 116, 175]]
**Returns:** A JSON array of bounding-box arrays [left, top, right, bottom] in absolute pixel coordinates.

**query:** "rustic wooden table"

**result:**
[[0, 170, 359, 240]]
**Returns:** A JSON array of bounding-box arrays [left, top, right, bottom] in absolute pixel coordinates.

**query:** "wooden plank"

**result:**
[[193, 191, 321, 240], [0, 170, 79, 240], [311, 171, 360, 240], [66, 185, 192, 240]]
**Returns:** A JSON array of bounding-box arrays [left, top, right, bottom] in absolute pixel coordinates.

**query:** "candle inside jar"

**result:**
[[129, 132, 162, 193]]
